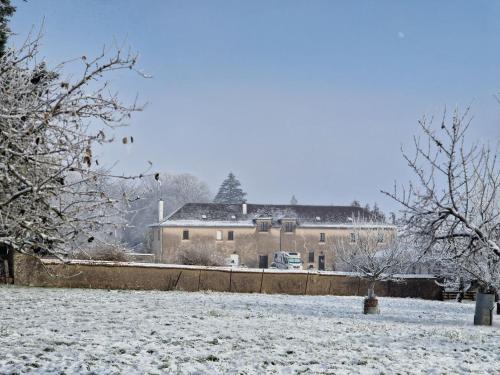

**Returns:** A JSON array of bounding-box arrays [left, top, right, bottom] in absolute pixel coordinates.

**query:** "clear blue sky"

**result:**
[[9, 0, 500, 212]]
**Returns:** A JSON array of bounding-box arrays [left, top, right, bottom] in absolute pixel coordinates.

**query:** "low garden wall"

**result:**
[[12, 253, 443, 300]]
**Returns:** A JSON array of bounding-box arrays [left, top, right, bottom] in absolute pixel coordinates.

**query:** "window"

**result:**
[[259, 221, 270, 232], [284, 222, 294, 233], [319, 233, 325, 243], [377, 232, 384, 243], [228, 231, 234, 241], [350, 232, 356, 243], [182, 230, 189, 240], [308, 251, 315, 263], [216, 230, 223, 241], [157, 229, 160, 241]]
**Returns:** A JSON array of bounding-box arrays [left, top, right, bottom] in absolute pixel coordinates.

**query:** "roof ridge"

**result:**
[[185, 202, 367, 208]]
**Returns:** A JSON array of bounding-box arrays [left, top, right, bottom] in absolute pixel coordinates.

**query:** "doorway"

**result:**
[[318, 255, 325, 271], [258, 255, 269, 269]]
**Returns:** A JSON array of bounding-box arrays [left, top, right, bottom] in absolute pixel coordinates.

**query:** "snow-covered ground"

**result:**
[[1, 286, 498, 374]]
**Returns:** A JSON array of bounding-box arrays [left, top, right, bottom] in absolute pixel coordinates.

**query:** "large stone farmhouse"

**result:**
[[150, 203, 395, 270]]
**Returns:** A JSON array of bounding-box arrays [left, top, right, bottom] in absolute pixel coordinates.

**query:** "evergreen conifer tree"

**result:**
[[372, 202, 386, 222], [213, 172, 247, 203], [364, 203, 371, 214], [389, 212, 397, 225], [0, 0, 15, 56]]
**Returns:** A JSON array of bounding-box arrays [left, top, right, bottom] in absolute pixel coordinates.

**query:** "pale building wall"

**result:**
[[161, 227, 270, 268], [150, 228, 161, 256], [154, 225, 396, 270]]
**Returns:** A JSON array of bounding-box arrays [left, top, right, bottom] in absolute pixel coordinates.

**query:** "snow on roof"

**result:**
[[159, 220, 255, 228], [155, 203, 390, 228], [299, 223, 396, 229]]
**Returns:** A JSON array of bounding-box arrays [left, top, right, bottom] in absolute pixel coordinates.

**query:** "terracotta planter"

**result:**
[[363, 297, 380, 315]]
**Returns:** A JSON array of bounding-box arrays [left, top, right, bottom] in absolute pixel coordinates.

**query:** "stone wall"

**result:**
[[13, 253, 443, 300]]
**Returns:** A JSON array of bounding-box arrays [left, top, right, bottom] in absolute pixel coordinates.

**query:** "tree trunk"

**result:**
[[3, 259, 9, 278], [456, 277, 464, 303], [363, 282, 379, 314], [474, 292, 495, 326]]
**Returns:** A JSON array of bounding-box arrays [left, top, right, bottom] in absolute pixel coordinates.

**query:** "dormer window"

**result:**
[[258, 221, 270, 232], [284, 221, 295, 233]]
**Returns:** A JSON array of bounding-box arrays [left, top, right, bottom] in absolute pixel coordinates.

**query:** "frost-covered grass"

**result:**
[[1, 286, 498, 374]]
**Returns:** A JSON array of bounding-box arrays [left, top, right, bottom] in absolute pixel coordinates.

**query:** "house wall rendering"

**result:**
[[150, 203, 396, 270]]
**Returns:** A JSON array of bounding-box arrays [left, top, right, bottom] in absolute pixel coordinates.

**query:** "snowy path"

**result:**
[[0, 286, 498, 374]]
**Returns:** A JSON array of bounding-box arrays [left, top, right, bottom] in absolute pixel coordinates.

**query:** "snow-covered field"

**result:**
[[1, 286, 498, 374]]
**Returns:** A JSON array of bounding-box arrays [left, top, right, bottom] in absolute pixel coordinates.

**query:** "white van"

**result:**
[[225, 254, 240, 267], [271, 251, 303, 270]]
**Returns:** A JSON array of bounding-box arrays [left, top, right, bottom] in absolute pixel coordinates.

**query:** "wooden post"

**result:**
[[304, 272, 309, 295], [197, 269, 201, 291], [259, 269, 264, 293]]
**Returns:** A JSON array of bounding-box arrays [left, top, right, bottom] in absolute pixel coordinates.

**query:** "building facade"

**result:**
[[150, 203, 395, 270]]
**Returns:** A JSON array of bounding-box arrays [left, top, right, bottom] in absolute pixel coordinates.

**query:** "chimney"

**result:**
[[158, 199, 164, 222], [242, 203, 247, 215]]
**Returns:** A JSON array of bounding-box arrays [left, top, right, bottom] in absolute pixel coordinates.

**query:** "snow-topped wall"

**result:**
[[12, 253, 443, 300]]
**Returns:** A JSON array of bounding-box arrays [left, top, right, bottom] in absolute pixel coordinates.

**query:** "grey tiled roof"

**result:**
[[161, 203, 377, 227]]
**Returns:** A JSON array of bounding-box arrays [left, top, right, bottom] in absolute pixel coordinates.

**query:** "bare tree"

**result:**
[[335, 224, 411, 314], [72, 243, 130, 262], [116, 173, 212, 250], [0, 33, 149, 259], [383, 107, 499, 325], [176, 239, 224, 266]]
